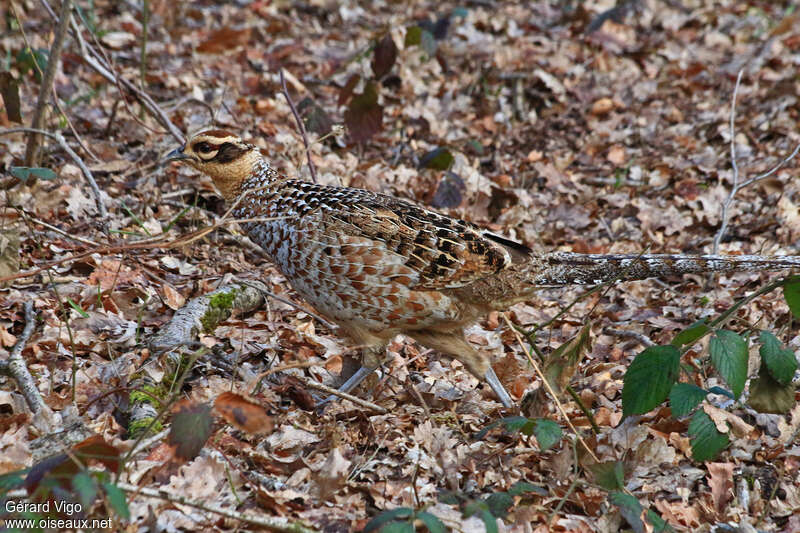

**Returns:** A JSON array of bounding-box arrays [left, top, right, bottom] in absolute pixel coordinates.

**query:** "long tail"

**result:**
[[532, 252, 800, 286]]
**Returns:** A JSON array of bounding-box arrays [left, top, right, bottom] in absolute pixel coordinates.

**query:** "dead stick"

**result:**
[[0, 302, 47, 413], [280, 69, 318, 183], [115, 482, 319, 533], [301, 378, 388, 414], [25, 0, 73, 166]]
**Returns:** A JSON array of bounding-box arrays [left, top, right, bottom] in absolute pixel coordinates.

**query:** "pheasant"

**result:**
[[165, 130, 800, 408]]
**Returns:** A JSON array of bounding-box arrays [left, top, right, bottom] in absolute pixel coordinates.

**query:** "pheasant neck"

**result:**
[[208, 152, 274, 203]]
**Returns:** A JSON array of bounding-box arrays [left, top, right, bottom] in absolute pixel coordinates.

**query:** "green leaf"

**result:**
[[67, 298, 89, 318], [609, 491, 645, 533], [688, 410, 730, 462], [16, 47, 49, 80], [507, 481, 547, 496], [589, 461, 625, 491], [71, 471, 97, 510], [532, 419, 562, 451], [168, 401, 214, 461], [784, 277, 800, 319], [706, 386, 734, 399], [646, 510, 675, 532], [759, 331, 797, 386], [10, 166, 58, 182], [103, 481, 130, 520], [709, 330, 748, 399], [671, 319, 710, 347], [484, 492, 513, 518], [0, 469, 28, 493], [404, 26, 422, 47], [379, 522, 414, 533], [622, 345, 681, 416], [363, 508, 414, 533], [478, 509, 498, 533], [668, 383, 707, 418], [404, 26, 436, 55], [416, 511, 446, 533], [475, 415, 533, 439], [749, 365, 796, 414], [419, 147, 455, 171]]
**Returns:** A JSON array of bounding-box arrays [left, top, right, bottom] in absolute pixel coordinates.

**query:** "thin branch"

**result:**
[[502, 313, 600, 463], [300, 377, 388, 414], [713, 69, 744, 254], [280, 69, 318, 183], [712, 70, 800, 253], [0, 302, 48, 413], [115, 482, 319, 533], [25, 0, 73, 166], [737, 140, 800, 189], [39, 0, 185, 143], [2, 127, 108, 218], [19, 209, 101, 246], [604, 327, 655, 347]]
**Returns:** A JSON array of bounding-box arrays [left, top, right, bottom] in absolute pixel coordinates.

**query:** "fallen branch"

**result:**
[[25, 0, 72, 166], [300, 377, 388, 414], [115, 482, 319, 533], [280, 69, 318, 183], [604, 327, 655, 348], [1, 127, 108, 218], [0, 302, 48, 414], [149, 281, 266, 353]]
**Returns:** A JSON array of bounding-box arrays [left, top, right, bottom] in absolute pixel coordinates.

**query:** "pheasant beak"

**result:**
[[164, 146, 192, 163]]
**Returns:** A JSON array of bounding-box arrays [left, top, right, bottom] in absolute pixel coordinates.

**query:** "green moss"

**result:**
[[199, 289, 238, 333], [129, 384, 164, 407], [128, 417, 163, 439]]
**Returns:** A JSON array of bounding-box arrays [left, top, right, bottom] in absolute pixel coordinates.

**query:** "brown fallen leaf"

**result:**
[[707, 462, 734, 515], [197, 27, 252, 54], [213, 391, 274, 435]]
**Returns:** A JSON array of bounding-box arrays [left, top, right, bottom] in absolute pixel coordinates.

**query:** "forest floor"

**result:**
[[1, 0, 799, 531]]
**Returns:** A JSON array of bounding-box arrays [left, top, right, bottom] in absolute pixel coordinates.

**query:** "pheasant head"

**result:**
[[165, 130, 263, 202]]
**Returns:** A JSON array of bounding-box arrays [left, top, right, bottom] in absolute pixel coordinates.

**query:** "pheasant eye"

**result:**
[[194, 142, 214, 154]]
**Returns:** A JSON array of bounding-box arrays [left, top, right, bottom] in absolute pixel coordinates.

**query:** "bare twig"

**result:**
[[0, 302, 48, 414], [713, 69, 744, 254], [300, 377, 388, 414], [18, 210, 101, 246], [39, 0, 185, 143], [737, 141, 800, 189], [115, 482, 319, 533], [713, 70, 800, 253], [280, 69, 318, 183], [25, 0, 73, 166], [2, 127, 108, 218]]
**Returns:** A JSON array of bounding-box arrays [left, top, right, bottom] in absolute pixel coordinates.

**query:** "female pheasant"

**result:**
[[166, 130, 800, 408]]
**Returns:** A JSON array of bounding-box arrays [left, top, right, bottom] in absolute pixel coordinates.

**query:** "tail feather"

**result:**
[[533, 252, 800, 286]]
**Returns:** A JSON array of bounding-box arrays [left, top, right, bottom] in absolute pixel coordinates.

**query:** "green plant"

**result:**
[[622, 277, 799, 461]]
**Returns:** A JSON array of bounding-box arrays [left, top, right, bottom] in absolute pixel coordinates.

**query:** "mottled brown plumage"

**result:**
[[166, 130, 800, 407]]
